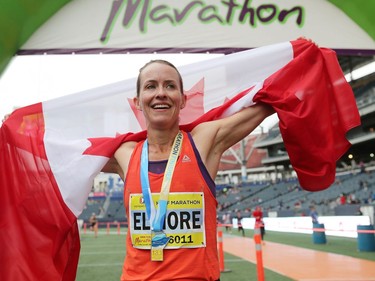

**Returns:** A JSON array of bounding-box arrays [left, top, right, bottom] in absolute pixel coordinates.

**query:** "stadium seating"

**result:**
[[79, 166, 374, 226], [217, 168, 375, 219]]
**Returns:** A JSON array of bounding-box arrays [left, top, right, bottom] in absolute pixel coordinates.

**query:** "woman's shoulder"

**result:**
[[116, 140, 138, 160]]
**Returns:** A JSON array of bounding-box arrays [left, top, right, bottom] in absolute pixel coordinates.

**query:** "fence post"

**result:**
[[254, 223, 265, 281], [217, 226, 231, 273]]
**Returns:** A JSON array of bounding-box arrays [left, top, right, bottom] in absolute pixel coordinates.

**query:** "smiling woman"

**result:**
[[98, 57, 275, 281], [1, 38, 361, 281], [134, 61, 186, 130]]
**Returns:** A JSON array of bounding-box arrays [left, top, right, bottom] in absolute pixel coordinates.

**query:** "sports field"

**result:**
[[76, 228, 375, 281]]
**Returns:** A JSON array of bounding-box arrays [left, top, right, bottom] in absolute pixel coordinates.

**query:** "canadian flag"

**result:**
[[0, 39, 360, 280]]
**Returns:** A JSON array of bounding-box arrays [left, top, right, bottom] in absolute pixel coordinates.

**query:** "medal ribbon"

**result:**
[[140, 131, 183, 232]]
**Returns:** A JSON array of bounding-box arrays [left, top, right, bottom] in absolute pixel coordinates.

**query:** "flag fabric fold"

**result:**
[[253, 40, 361, 190], [0, 39, 360, 280], [0, 103, 80, 280]]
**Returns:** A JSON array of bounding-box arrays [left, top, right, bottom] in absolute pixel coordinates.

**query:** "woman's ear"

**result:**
[[180, 94, 187, 109], [133, 97, 142, 111]]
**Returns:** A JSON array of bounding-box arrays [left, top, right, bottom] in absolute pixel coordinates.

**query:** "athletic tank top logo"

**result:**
[[182, 154, 191, 162]]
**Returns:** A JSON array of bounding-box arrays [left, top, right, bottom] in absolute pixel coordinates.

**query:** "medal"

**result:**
[[140, 131, 183, 261], [151, 231, 170, 261]]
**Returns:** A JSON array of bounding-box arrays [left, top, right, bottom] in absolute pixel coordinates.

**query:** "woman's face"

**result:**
[[134, 62, 186, 129]]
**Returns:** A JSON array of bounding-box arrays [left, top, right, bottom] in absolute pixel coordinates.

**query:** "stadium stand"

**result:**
[[80, 167, 374, 226], [79, 198, 106, 221], [216, 168, 375, 220]]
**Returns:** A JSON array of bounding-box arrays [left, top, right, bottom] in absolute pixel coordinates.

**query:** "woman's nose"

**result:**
[[155, 86, 167, 98]]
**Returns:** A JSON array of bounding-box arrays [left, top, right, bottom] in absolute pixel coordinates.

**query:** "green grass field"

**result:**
[[76, 228, 375, 281]]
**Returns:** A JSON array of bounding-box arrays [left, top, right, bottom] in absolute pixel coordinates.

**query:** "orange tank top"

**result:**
[[121, 131, 219, 281]]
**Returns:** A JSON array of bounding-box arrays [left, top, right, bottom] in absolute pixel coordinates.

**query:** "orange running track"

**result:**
[[223, 235, 375, 281]]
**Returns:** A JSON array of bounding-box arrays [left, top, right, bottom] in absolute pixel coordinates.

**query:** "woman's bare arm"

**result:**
[[101, 156, 124, 180], [192, 102, 274, 179]]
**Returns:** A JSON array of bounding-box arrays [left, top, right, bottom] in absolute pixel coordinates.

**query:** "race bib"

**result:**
[[129, 192, 206, 249]]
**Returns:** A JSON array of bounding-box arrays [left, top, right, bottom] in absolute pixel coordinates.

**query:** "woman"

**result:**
[[104, 60, 273, 280]]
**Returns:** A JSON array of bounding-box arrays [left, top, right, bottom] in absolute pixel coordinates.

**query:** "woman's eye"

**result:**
[[146, 84, 155, 90], [166, 84, 175, 89]]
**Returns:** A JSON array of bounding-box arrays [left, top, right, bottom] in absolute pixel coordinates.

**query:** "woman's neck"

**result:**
[[146, 128, 180, 160]]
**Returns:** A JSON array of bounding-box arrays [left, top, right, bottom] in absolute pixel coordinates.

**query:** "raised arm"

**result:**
[[192, 102, 274, 179]]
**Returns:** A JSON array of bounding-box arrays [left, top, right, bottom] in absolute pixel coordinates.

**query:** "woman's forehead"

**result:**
[[140, 62, 179, 82]]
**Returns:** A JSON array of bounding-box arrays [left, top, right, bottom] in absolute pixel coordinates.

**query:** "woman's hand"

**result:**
[[297, 36, 318, 47]]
